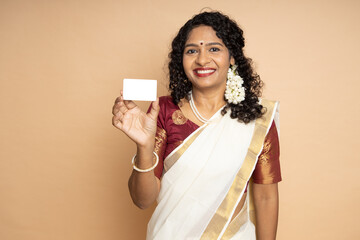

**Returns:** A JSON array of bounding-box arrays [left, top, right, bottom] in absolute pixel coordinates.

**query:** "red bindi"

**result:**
[[200, 41, 204, 45]]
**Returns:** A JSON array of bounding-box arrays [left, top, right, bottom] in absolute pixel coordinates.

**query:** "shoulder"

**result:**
[[157, 96, 178, 125], [258, 98, 279, 129], [159, 95, 177, 109], [259, 98, 279, 109], [159, 95, 173, 104], [252, 120, 281, 184], [266, 121, 279, 146]]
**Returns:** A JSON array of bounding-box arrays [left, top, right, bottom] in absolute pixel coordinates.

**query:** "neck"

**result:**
[[191, 88, 226, 111]]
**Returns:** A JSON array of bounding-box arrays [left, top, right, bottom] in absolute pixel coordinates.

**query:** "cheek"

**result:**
[[218, 57, 231, 70], [182, 57, 192, 72]]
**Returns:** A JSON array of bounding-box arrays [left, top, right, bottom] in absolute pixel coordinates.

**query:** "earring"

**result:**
[[224, 65, 245, 104]]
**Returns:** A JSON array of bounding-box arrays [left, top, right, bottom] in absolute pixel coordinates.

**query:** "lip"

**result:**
[[193, 68, 216, 77]]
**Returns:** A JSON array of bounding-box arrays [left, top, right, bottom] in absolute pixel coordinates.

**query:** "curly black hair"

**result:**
[[168, 11, 265, 123]]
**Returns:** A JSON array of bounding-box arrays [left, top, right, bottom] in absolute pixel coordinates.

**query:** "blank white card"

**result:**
[[123, 79, 157, 101]]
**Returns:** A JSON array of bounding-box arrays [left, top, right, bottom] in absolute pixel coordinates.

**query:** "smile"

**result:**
[[193, 68, 216, 77]]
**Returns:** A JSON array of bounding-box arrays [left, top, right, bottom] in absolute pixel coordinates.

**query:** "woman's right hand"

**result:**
[[112, 92, 160, 148]]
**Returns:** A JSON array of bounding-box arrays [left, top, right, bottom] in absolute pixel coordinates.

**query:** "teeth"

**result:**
[[196, 69, 215, 74]]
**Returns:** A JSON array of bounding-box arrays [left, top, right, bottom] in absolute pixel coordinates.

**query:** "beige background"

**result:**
[[1, 0, 359, 239]]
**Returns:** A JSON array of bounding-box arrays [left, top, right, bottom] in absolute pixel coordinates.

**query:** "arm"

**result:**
[[112, 93, 161, 209], [252, 121, 281, 239], [252, 182, 279, 240], [128, 145, 161, 209]]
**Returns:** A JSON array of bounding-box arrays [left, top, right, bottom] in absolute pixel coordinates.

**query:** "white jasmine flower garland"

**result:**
[[225, 65, 246, 104]]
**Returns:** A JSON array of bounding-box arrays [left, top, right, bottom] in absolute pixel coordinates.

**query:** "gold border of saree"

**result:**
[[200, 99, 277, 240], [164, 126, 206, 172]]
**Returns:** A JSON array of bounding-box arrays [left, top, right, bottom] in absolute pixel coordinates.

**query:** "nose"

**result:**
[[196, 50, 211, 66]]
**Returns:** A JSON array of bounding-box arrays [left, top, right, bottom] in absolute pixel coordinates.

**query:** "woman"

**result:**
[[113, 11, 281, 240]]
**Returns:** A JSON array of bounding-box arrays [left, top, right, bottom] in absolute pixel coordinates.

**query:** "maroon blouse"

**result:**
[[150, 96, 281, 184]]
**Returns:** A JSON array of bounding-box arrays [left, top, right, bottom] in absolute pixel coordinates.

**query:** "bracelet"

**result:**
[[131, 152, 159, 173]]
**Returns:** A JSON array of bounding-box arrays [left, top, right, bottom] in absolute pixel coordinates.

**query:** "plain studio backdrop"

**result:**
[[0, 0, 359, 239]]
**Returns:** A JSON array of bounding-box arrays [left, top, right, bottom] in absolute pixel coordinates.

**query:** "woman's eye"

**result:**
[[209, 47, 220, 52], [186, 49, 197, 54]]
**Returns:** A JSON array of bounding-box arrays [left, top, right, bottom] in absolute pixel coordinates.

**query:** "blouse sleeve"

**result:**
[[147, 97, 167, 179], [251, 121, 282, 184]]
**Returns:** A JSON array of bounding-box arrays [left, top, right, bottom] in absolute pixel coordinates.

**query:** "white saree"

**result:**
[[147, 100, 279, 240]]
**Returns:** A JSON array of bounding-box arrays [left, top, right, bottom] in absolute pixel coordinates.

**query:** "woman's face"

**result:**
[[183, 25, 234, 91]]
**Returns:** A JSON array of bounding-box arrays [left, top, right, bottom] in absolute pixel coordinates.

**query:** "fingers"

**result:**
[[117, 90, 138, 111], [112, 95, 133, 115], [114, 96, 121, 104], [152, 98, 160, 112], [112, 95, 126, 130], [119, 89, 136, 110], [123, 99, 137, 109], [112, 97, 122, 115], [147, 98, 160, 120], [112, 109, 124, 129], [112, 114, 123, 130], [112, 90, 141, 131]]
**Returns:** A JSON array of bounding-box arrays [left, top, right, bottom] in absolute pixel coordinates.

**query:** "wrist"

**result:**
[[136, 143, 154, 154], [135, 143, 156, 168], [132, 152, 159, 173]]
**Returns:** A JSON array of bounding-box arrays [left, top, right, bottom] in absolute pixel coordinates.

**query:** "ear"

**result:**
[[230, 56, 235, 65]]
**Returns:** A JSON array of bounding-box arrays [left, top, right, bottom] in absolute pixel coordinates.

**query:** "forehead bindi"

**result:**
[[186, 25, 223, 46]]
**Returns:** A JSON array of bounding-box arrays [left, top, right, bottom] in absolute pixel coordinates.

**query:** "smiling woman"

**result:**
[[182, 25, 234, 95], [112, 11, 281, 240]]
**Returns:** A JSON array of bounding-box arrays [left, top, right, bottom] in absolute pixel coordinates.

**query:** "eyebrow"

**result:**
[[184, 42, 224, 48]]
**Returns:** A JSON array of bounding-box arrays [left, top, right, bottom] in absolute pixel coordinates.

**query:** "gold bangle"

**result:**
[[131, 152, 159, 173]]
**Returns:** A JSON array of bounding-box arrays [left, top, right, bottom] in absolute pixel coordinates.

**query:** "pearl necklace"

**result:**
[[189, 92, 209, 124]]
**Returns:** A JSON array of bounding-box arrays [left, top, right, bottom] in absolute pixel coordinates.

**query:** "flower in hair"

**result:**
[[225, 65, 245, 104]]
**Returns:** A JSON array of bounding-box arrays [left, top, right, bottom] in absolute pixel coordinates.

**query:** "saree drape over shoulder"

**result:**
[[146, 97, 280, 240]]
